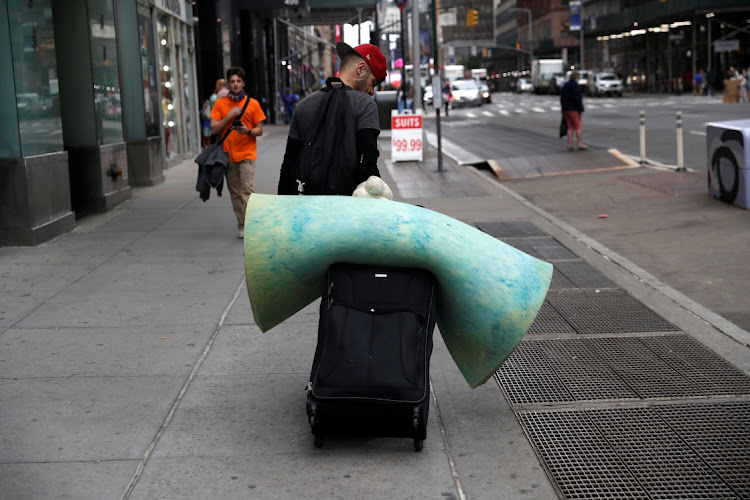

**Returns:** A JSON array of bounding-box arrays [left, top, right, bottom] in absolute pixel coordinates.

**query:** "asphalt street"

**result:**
[[426, 91, 749, 169]]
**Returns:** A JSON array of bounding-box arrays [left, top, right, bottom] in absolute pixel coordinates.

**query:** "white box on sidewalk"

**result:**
[[706, 119, 750, 209]]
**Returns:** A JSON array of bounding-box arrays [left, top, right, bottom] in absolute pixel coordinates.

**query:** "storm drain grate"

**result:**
[[495, 342, 573, 404], [641, 335, 750, 396], [654, 403, 750, 498], [547, 290, 679, 334], [474, 220, 548, 238], [589, 337, 705, 399], [517, 410, 650, 499], [586, 407, 739, 498], [552, 260, 619, 289], [526, 301, 577, 335]]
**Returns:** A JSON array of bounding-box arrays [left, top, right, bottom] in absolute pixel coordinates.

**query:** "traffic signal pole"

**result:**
[[431, 0, 443, 172]]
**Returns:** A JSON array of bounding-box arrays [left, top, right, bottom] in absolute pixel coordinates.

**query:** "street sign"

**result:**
[[714, 40, 740, 52], [391, 110, 423, 162], [395, 0, 406, 11], [669, 34, 684, 41]]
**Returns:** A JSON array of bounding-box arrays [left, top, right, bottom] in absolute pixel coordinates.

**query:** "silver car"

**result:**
[[450, 79, 482, 107], [589, 72, 623, 97]]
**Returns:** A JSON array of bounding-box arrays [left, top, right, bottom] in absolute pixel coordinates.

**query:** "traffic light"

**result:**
[[466, 8, 478, 27], [516, 42, 521, 50]]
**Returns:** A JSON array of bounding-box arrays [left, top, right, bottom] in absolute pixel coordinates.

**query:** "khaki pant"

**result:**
[[225, 159, 256, 229]]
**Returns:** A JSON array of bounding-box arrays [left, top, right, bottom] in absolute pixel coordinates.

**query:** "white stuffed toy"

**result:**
[[352, 176, 393, 200]]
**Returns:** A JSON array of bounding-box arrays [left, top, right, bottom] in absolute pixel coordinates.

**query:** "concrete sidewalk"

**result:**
[[1, 124, 749, 499]]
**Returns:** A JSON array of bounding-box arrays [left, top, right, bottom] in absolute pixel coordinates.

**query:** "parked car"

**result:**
[[516, 78, 534, 93], [450, 79, 482, 107], [479, 82, 491, 103], [589, 72, 623, 97], [423, 85, 433, 106]]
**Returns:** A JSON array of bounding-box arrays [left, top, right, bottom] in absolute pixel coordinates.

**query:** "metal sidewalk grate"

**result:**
[[589, 337, 705, 399], [517, 410, 650, 499], [655, 403, 750, 498], [500, 237, 577, 262], [586, 407, 739, 498], [549, 267, 576, 290], [641, 335, 750, 396], [474, 220, 548, 238], [536, 339, 640, 402], [526, 301, 577, 335], [552, 260, 619, 289], [497, 336, 749, 405], [534, 244, 578, 261], [495, 342, 573, 404], [547, 290, 679, 334], [518, 406, 744, 499]]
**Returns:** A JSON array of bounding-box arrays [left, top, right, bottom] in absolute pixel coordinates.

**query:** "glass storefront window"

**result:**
[[137, 6, 160, 138], [89, 0, 124, 145], [157, 13, 181, 160], [6, 0, 64, 157]]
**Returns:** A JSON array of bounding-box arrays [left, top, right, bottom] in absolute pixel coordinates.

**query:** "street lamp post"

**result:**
[[510, 7, 533, 67]]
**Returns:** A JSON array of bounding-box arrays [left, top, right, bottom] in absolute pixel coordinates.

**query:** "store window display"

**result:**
[[89, 0, 123, 145], [4, 0, 63, 157]]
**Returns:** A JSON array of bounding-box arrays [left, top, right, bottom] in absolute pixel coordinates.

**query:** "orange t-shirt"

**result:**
[[210, 96, 267, 162]]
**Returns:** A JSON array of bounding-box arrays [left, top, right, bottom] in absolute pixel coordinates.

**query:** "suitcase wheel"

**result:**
[[412, 414, 420, 431], [414, 439, 424, 452], [309, 413, 317, 429]]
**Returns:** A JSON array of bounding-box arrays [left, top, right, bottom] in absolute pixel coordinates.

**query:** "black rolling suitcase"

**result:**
[[306, 262, 437, 451]]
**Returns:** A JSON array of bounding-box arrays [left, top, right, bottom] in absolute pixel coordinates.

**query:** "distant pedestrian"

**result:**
[[200, 99, 212, 148], [209, 79, 227, 109], [693, 69, 705, 96], [705, 67, 715, 96], [739, 69, 748, 103], [442, 81, 452, 116], [560, 71, 587, 151], [210, 67, 266, 239], [281, 87, 298, 124]]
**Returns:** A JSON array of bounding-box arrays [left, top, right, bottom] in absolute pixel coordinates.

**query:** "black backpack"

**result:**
[[295, 77, 358, 195]]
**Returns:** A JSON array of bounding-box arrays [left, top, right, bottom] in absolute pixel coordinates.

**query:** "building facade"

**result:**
[[1, 0, 200, 246]]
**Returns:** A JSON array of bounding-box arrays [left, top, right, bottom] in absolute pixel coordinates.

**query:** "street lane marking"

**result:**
[[500, 110, 510, 116], [690, 130, 707, 136], [532, 107, 545, 113], [482, 111, 493, 117]]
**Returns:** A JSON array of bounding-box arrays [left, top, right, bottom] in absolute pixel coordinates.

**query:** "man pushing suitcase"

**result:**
[[275, 42, 437, 450]]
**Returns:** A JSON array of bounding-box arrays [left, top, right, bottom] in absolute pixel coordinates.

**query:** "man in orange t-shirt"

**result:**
[[210, 67, 266, 239]]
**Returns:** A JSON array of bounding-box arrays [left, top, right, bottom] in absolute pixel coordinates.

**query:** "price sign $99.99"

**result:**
[[391, 110, 424, 162]]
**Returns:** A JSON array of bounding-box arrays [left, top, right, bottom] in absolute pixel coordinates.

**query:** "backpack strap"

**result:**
[[218, 96, 251, 144]]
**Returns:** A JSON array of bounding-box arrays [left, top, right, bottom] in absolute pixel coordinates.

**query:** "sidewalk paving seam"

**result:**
[[119, 277, 246, 500], [429, 380, 467, 500], [463, 166, 750, 349]]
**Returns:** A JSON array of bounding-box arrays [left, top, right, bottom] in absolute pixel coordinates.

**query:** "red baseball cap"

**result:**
[[336, 42, 387, 85]]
